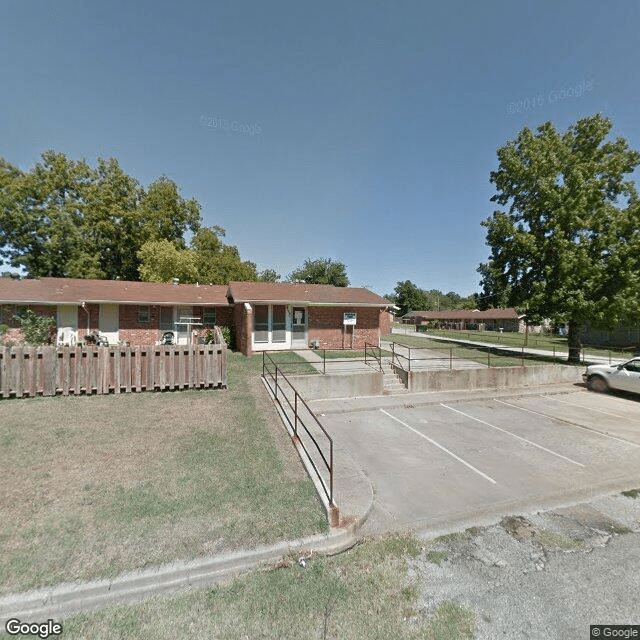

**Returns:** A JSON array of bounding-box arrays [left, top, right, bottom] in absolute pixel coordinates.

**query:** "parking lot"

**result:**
[[315, 387, 640, 535]]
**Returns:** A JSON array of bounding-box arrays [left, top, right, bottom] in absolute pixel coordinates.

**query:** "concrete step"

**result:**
[[383, 387, 409, 395], [382, 362, 408, 393], [383, 379, 408, 393]]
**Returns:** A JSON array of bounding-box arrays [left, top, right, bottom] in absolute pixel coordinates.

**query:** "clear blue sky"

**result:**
[[2, 0, 639, 297]]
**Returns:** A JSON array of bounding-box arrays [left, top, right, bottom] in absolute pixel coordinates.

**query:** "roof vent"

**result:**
[[172, 278, 179, 287]]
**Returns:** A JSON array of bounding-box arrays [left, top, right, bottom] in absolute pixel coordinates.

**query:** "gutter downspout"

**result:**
[[81, 302, 91, 338]]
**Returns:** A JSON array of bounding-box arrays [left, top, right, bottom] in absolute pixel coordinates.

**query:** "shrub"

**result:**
[[13, 309, 56, 345], [204, 326, 235, 350], [220, 325, 235, 349], [0, 323, 9, 346]]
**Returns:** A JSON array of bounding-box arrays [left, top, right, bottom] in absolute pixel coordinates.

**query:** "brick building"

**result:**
[[228, 281, 393, 356], [402, 308, 525, 332], [0, 277, 393, 356]]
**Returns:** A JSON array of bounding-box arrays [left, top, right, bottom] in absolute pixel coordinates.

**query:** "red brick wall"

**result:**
[[117, 304, 234, 346], [380, 309, 393, 337], [234, 303, 252, 356], [117, 304, 160, 345], [307, 307, 381, 350], [191, 306, 234, 343], [1, 304, 57, 345], [1, 303, 235, 347]]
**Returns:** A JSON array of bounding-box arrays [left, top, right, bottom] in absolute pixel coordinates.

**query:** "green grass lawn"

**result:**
[[321, 348, 393, 359], [261, 350, 320, 374], [421, 327, 567, 350], [395, 325, 636, 361], [50, 534, 475, 640], [383, 334, 563, 367], [0, 352, 327, 595]]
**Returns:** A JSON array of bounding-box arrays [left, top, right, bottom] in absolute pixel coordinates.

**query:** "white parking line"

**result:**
[[440, 403, 585, 467], [540, 395, 636, 421], [379, 409, 497, 484], [494, 398, 640, 448]]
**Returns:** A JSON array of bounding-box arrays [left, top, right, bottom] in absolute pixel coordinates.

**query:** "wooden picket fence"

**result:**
[[0, 344, 227, 399]]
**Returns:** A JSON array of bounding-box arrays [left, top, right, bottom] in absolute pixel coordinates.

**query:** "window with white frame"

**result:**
[[252, 305, 289, 344], [254, 305, 269, 343], [272, 305, 286, 342]]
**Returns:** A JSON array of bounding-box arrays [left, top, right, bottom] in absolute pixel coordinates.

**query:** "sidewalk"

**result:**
[[293, 349, 382, 373]]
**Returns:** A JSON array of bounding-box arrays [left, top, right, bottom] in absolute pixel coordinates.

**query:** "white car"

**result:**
[[583, 358, 640, 394]]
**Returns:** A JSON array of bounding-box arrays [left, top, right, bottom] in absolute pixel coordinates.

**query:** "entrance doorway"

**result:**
[[291, 307, 307, 348], [57, 305, 78, 345], [99, 304, 119, 345]]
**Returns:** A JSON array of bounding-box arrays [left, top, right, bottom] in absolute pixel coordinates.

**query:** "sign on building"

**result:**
[[343, 312, 357, 326]]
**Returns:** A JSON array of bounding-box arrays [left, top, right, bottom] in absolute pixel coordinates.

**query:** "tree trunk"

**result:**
[[567, 320, 582, 364]]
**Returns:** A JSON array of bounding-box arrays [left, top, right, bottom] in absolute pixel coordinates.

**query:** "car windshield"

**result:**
[[622, 359, 640, 372]]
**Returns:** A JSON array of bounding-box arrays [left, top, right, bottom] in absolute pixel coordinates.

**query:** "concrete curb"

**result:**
[[0, 528, 359, 622], [309, 382, 583, 415]]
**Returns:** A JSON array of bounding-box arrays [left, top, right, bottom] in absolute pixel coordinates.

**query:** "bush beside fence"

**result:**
[[0, 345, 227, 399]]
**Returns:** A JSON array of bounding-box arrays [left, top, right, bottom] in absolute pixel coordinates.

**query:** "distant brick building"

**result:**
[[0, 277, 393, 356], [403, 308, 526, 332]]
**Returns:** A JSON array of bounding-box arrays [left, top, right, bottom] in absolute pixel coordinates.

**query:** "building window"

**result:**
[[160, 307, 173, 331], [203, 307, 216, 326], [272, 305, 286, 342], [138, 306, 150, 323], [254, 305, 269, 343]]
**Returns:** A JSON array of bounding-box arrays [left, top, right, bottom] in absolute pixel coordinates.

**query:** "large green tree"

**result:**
[[82, 157, 145, 280], [393, 280, 428, 317], [0, 151, 201, 280], [288, 258, 349, 287], [0, 152, 94, 277], [391, 282, 476, 316], [479, 114, 640, 363], [258, 268, 280, 282], [137, 226, 259, 285]]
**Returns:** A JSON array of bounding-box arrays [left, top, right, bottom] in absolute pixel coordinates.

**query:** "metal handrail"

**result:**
[[390, 342, 411, 371], [262, 352, 335, 506], [385, 338, 579, 369], [364, 342, 383, 371]]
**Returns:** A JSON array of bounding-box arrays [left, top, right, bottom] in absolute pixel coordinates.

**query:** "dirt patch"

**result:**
[[500, 515, 537, 540]]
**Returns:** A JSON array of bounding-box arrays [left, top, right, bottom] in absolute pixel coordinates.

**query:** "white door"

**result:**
[[57, 305, 78, 345], [99, 304, 119, 345], [176, 306, 192, 345], [291, 307, 307, 347]]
